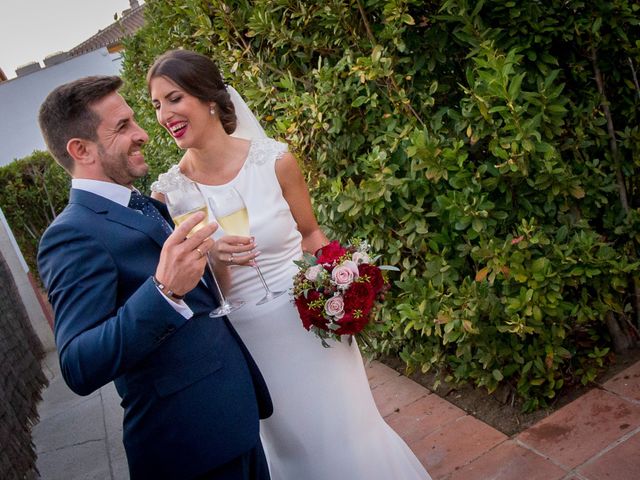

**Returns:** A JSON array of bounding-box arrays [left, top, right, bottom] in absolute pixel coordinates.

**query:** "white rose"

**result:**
[[352, 252, 371, 265], [304, 264, 324, 282]]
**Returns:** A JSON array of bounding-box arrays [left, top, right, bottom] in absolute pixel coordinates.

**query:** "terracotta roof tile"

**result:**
[[68, 5, 145, 57]]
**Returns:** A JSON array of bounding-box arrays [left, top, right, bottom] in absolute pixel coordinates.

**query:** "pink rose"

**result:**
[[304, 264, 323, 282], [332, 261, 359, 288], [324, 295, 345, 318], [352, 251, 371, 265]]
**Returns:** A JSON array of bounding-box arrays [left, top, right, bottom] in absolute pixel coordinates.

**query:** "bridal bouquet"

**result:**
[[292, 239, 398, 347]]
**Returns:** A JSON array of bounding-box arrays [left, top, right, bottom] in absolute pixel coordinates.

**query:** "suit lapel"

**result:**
[[70, 189, 170, 248]]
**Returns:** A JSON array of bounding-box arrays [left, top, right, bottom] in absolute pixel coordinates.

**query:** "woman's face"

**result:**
[[149, 75, 213, 149]]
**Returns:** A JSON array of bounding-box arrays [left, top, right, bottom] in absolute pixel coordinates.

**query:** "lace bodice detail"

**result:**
[[244, 138, 287, 166]]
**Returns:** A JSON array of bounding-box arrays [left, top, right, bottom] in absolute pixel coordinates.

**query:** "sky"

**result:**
[[0, 0, 139, 79]]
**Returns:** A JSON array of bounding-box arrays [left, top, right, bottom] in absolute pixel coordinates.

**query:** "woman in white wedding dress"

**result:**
[[148, 49, 430, 480]]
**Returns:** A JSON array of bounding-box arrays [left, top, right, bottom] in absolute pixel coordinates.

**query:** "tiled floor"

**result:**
[[366, 359, 640, 480]]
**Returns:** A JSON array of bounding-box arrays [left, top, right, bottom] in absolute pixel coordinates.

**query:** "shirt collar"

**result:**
[[71, 179, 134, 207]]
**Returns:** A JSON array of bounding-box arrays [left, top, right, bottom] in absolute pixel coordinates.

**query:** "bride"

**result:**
[[148, 49, 430, 480]]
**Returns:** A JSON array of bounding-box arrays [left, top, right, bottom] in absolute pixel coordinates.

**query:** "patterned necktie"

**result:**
[[128, 190, 173, 235]]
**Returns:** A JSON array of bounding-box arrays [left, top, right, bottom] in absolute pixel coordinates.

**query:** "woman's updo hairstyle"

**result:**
[[147, 49, 237, 134]]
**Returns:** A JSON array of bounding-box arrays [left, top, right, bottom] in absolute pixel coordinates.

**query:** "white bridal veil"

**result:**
[[227, 85, 268, 141]]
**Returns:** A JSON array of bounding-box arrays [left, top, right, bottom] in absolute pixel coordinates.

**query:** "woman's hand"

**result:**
[[212, 234, 259, 266]]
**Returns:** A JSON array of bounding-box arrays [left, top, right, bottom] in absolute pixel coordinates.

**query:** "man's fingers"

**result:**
[[171, 210, 206, 239], [195, 237, 214, 257], [186, 221, 218, 246], [168, 212, 217, 244]]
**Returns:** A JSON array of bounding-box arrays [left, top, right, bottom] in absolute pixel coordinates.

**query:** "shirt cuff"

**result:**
[[155, 285, 193, 319]]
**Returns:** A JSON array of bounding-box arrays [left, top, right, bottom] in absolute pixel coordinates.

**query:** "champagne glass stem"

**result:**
[[205, 252, 245, 317], [253, 263, 272, 294], [204, 253, 226, 303], [253, 261, 286, 305]]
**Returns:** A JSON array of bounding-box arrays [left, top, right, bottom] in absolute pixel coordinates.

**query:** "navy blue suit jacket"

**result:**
[[38, 189, 272, 479]]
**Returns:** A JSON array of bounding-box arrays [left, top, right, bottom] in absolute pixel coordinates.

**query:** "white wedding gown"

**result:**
[[196, 138, 430, 480]]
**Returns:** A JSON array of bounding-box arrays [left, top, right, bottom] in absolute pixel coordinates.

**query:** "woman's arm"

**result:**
[[150, 191, 165, 202], [275, 152, 329, 254]]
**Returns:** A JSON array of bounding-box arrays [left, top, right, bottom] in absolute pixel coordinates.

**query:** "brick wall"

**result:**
[[0, 253, 48, 479]]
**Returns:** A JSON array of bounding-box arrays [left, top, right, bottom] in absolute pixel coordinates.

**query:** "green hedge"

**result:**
[[0, 152, 69, 282]]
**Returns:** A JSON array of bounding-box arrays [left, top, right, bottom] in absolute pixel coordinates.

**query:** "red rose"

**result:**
[[316, 240, 347, 264], [344, 281, 375, 315], [334, 311, 371, 335], [357, 263, 386, 293], [334, 312, 359, 335], [295, 290, 325, 330]]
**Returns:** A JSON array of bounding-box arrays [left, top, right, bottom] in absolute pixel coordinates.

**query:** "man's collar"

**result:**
[[71, 179, 133, 207]]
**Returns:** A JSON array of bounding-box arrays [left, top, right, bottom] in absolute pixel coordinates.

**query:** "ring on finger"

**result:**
[[196, 247, 204, 259], [228, 253, 235, 263]]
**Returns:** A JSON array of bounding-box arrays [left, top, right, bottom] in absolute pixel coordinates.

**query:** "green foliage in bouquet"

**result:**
[[0, 151, 69, 283], [120, 0, 640, 411]]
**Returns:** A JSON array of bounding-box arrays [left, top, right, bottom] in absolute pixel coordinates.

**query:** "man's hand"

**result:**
[[154, 211, 218, 298]]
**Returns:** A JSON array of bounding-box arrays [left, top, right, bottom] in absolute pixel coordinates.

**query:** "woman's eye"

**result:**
[[169, 96, 181, 103]]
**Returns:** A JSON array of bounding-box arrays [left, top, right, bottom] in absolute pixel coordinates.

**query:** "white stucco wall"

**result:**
[[0, 48, 122, 166]]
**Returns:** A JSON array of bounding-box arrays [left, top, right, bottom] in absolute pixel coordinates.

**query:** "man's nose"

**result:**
[[133, 122, 149, 144]]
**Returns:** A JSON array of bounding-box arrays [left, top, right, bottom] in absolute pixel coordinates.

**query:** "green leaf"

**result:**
[[508, 72, 526, 100], [352, 96, 369, 107], [401, 14, 415, 25], [371, 45, 383, 63]]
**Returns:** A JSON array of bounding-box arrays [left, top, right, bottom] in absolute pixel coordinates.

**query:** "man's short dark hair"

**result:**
[[38, 76, 123, 173]]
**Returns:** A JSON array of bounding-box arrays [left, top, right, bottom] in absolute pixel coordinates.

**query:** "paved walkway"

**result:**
[[33, 351, 640, 479], [368, 360, 640, 480]]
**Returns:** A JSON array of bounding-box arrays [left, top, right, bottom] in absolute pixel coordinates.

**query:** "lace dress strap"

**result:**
[[244, 138, 288, 168], [150, 165, 190, 194]]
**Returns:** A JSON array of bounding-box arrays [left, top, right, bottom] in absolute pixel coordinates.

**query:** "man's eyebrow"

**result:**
[[114, 118, 130, 130]]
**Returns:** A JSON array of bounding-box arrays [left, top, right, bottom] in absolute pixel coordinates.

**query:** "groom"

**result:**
[[37, 76, 272, 480]]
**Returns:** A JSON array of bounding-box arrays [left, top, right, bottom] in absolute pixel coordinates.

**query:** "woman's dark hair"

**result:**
[[147, 49, 237, 134], [38, 75, 123, 173]]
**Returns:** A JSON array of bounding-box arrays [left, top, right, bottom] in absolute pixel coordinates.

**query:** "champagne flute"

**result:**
[[164, 181, 245, 318], [207, 186, 286, 305]]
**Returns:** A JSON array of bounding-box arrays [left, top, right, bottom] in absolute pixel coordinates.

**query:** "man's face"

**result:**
[[91, 92, 149, 186]]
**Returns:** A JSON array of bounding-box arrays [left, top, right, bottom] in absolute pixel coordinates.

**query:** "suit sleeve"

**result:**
[[38, 222, 189, 396]]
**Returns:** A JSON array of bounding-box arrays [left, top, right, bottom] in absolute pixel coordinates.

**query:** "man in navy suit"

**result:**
[[37, 76, 272, 480]]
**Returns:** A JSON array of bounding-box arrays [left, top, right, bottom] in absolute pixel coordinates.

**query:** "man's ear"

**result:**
[[66, 138, 96, 166]]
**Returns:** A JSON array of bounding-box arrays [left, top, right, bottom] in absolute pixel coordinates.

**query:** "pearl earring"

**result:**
[[210, 105, 216, 116]]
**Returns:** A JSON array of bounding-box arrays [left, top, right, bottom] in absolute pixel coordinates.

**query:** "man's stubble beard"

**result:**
[[98, 143, 148, 187]]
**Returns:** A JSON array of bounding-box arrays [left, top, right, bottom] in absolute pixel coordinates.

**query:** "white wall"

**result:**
[[0, 48, 122, 166]]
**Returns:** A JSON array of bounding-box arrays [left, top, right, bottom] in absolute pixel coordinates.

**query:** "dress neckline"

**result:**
[[193, 139, 255, 188]]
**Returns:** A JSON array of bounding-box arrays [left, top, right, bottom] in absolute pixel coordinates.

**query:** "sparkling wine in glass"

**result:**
[[171, 205, 208, 232], [164, 181, 245, 317], [208, 187, 286, 305]]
